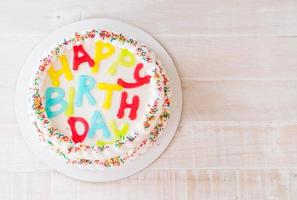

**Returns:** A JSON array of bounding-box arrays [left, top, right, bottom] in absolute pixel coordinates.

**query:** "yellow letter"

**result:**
[[65, 87, 75, 116], [92, 41, 115, 74], [97, 82, 122, 110], [108, 48, 136, 75], [48, 54, 73, 87], [110, 120, 129, 139], [96, 140, 113, 147]]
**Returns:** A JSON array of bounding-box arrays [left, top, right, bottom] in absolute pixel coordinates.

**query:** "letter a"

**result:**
[[73, 45, 95, 71], [88, 111, 111, 139]]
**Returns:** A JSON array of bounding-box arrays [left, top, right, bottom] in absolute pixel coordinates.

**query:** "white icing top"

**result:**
[[29, 29, 171, 168]]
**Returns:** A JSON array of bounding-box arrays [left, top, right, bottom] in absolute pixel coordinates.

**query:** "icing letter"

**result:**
[[110, 120, 129, 139], [73, 45, 95, 71], [48, 54, 73, 87], [88, 111, 111, 139], [68, 117, 89, 143], [75, 75, 96, 107], [97, 82, 123, 110], [92, 41, 115, 73], [117, 63, 151, 88], [45, 87, 67, 118], [96, 140, 112, 147], [117, 91, 139, 120], [65, 87, 75, 116], [108, 48, 136, 75]]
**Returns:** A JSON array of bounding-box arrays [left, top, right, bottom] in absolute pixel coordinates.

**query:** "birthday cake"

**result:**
[[29, 29, 171, 169]]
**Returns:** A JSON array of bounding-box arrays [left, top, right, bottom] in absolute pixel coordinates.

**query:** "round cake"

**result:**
[[29, 29, 171, 169]]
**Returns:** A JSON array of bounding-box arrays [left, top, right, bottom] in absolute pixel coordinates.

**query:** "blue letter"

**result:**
[[88, 111, 111, 139], [45, 87, 67, 118], [75, 75, 96, 107]]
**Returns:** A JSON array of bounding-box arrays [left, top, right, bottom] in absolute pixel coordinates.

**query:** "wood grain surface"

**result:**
[[2, 0, 297, 199]]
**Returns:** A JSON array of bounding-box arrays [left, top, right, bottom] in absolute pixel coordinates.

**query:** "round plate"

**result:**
[[15, 19, 182, 182]]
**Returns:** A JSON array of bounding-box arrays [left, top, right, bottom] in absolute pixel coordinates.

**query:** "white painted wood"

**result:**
[[2, 0, 297, 37], [1, 0, 297, 198], [0, 170, 293, 200]]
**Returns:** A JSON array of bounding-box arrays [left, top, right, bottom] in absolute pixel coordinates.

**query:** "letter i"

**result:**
[[65, 87, 75, 116]]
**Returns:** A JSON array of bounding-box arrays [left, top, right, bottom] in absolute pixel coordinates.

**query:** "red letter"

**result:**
[[117, 63, 151, 88], [67, 117, 89, 143], [73, 45, 95, 71], [117, 92, 139, 120]]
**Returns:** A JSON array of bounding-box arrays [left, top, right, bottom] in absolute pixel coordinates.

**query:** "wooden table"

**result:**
[[2, 0, 297, 199]]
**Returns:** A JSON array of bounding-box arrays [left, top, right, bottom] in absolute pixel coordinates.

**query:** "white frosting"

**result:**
[[29, 30, 171, 168]]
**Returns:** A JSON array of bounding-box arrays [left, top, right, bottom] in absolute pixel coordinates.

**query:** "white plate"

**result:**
[[15, 19, 182, 182]]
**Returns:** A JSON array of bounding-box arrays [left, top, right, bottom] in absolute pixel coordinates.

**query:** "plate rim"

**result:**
[[14, 18, 182, 182]]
